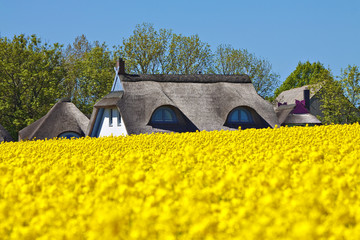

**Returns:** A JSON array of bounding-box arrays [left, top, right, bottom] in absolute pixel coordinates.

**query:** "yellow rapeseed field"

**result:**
[[0, 124, 360, 239]]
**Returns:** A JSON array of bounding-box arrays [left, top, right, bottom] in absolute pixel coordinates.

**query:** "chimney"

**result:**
[[304, 87, 310, 111], [118, 58, 125, 75]]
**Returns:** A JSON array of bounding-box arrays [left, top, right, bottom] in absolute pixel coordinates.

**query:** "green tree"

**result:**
[[120, 23, 212, 74], [273, 61, 332, 99], [64, 36, 116, 115], [340, 65, 360, 108], [120, 23, 169, 74], [0, 34, 65, 139], [63, 34, 92, 101], [165, 33, 212, 74], [213, 44, 280, 99], [318, 76, 359, 124]]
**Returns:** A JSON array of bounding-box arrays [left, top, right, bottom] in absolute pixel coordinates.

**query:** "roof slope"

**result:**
[[19, 99, 89, 140], [275, 104, 321, 125], [275, 84, 320, 104], [282, 113, 322, 125], [112, 74, 278, 134], [275, 104, 296, 125], [0, 124, 13, 142]]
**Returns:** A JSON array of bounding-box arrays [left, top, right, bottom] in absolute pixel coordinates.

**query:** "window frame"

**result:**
[[227, 107, 254, 124], [109, 109, 113, 127], [151, 106, 178, 124]]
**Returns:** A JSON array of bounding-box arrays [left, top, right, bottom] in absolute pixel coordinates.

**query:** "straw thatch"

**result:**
[[0, 124, 13, 142], [88, 74, 280, 135], [19, 98, 89, 141], [282, 113, 322, 125], [275, 85, 320, 105], [275, 104, 321, 125]]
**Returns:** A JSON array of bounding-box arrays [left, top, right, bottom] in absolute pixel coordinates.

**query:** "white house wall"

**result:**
[[96, 108, 128, 137]]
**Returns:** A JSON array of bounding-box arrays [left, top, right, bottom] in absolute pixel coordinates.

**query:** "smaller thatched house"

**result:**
[[19, 98, 89, 141], [275, 85, 322, 117], [0, 124, 13, 142], [275, 86, 322, 126]]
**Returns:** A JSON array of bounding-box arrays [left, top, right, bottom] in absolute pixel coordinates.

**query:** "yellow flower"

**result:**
[[0, 124, 359, 239]]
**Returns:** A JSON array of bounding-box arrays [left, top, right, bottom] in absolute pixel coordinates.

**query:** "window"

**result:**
[[109, 109, 113, 127], [151, 106, 178, 124], [227, 108, 254, 124], [117, 111, 121, 126], [58, 132, 81, 139]]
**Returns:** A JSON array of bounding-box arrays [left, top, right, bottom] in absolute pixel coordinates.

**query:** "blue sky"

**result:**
[[1, 0, 359, 83]]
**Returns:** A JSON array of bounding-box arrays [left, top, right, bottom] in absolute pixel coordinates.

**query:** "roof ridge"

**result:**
[[120, 74, 252, 83]]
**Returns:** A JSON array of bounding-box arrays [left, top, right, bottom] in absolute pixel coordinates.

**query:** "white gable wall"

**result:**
[[96, 108, 128, 137]]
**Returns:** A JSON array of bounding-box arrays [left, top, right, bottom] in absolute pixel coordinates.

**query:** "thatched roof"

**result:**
[[120, 74, 252, 83], [0, 124, 13, 142], [275, 104, 296, 125], [275, 85, 321, 105], [19, 98, 89, 140], [282, 113, 322, 125], [275, 104, 321, 125], [88, 74, 279, 135], [94, 91, 124, 108]]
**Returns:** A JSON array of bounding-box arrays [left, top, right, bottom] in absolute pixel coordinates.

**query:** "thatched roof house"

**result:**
[[275, 86, 322, 126], [19, 98, 89, 141], [275, 85, 323, 117], [0, 124, 13, 142], [87, 59, 279, 137]]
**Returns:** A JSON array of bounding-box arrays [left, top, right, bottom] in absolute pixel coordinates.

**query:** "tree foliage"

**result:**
[[274, 61, 332, 99], [165, 34, 212, 74], [120, 23, 168, 74], [318, 76, 360, 124], [63, 36, 116, 115], [213, 44, 280, 99], [0, 34, 65, 139], [120, 23, 212, 74], [340, 65, 360, 108]]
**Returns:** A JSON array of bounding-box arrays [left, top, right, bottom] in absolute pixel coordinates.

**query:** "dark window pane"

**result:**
[[240, 110, 250, 122], [151, 107, 178, 123], [229, 110, 239, 122], [228, 108, 253, 124], [163, 109, 174, 121]]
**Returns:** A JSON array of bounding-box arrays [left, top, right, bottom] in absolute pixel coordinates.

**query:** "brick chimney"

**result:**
[[118, 58, 125, 75], [304, 87, 310, 111]]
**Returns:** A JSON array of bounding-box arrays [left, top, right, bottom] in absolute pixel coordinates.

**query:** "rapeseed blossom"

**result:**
[[0, 124, 360, 239]]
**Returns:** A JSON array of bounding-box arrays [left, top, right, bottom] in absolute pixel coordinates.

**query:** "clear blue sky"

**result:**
[[1, 0, 359, 83]]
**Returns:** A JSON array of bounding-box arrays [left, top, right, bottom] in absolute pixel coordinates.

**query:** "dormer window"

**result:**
[[58, 132, 81, 139], [151, 107, 178, 124], [227, 107, 254, 124]]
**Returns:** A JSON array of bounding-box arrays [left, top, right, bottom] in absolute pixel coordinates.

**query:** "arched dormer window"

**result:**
[[151, 106, 178, 124], [58, 131, 81, 139], [227, 107, 254, 124]]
